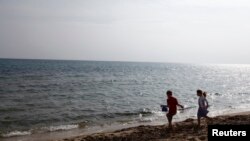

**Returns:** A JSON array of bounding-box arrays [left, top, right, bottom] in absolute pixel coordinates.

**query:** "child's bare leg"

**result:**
[[197, 117, 201, 127], [167, 114, 173, 129]]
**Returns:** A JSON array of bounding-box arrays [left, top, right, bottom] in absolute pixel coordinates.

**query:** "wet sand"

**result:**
[[56, 112, 250, 141]]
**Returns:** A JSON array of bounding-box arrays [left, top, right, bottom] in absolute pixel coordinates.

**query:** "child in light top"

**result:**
[[197, 90, 211, 127]]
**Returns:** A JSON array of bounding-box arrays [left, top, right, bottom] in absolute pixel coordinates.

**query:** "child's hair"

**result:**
[[166, 90, 172, 96], [203, 92, 207, 97], [197, 89, 202, 94]]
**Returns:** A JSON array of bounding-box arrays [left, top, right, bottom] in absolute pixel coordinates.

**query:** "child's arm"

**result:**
[[176, 99, 184, 109], [204, 99, 209, 108], [178, 104, 184, 109]]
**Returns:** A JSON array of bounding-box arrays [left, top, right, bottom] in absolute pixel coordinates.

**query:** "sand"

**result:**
[[56, 112, 250, 141]]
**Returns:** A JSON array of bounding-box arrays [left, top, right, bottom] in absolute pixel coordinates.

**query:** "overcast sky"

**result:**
[[0, 0, 250, 63]]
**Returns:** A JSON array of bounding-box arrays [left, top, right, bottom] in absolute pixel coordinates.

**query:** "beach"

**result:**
[[56, 112, 250, 141]]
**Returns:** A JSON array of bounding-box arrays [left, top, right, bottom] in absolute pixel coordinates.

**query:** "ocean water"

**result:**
[[1, 59, 250, 138]]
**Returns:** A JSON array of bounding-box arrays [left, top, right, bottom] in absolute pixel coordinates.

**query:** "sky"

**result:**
[[0, 0, 250, 64]]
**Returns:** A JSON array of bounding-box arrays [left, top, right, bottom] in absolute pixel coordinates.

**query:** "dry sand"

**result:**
[[56, 112, 250, 141]]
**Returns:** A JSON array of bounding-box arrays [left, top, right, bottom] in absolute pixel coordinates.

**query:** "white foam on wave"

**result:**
[[1, 124, 79, 138], [2, 130, 31, 137], [138, 110, 165, 123], [46, 124, 79, 132], [151, 110, 165, 116]]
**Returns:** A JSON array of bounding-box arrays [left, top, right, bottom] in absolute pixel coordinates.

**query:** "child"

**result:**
[[166, 90, 184, 129], [197, 90, 210, 127]]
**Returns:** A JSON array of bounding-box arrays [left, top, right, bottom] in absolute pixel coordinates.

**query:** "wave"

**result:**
[[0, 108, 25, 112], [102, 108, 153, 118], [1, 130, 31, 137], [1, 124, 79, 138], [42, 124, 79, 132], [0, 107, 191, 138]]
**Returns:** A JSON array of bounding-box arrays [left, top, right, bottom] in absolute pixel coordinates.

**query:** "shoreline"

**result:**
[[57, 111, 250, 141], [1, 111, 250, 141]]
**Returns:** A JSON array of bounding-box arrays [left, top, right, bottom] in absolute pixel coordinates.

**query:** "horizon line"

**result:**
[[0, 57, 249, 65]]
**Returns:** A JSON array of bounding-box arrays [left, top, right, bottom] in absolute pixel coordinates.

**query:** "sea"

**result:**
[[1, 59, 250, 140]]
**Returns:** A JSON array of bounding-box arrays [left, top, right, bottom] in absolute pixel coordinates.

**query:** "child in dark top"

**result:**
[[166, 90, 184, 129]]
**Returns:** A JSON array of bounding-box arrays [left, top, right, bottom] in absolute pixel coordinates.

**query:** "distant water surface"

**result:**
[[1, 59, 250, 138]]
